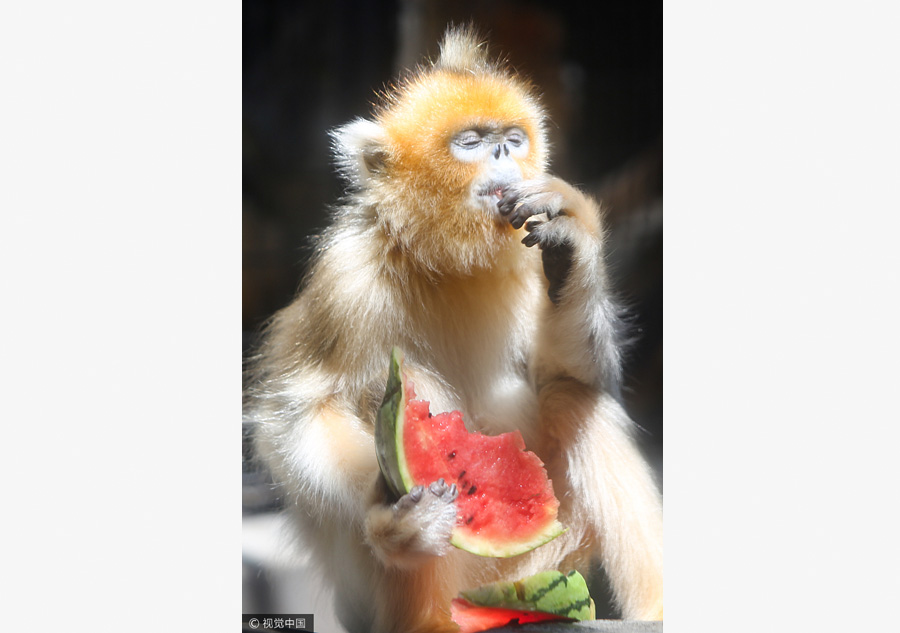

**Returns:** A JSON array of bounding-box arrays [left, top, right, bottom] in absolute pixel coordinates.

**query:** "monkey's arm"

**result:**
[[498, 177, 623, 394], [252, 390, 458, 571], [500, 178, 664, 620]]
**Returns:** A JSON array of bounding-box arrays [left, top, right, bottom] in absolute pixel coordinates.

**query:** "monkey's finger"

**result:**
[[427, 478, 460, 503], [509, 203, 538, 229], [498, 184, 522, 204], [524, 219, 544, 232], [497, 195, 516, 215], [522, 232, 542, 248], [500, 200, 528, 223], [393, 485, 425, 511], [510, 214, 528, 230], [497, 190, 525, 216]]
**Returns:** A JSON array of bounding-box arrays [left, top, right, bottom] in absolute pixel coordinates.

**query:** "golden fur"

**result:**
[[246, 25, 663, 632]]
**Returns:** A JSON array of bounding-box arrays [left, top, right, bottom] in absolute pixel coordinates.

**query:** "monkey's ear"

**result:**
[[331, 118, 391, 188]]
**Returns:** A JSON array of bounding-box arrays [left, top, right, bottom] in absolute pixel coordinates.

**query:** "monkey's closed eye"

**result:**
[[454, 131, 483, 149], [505, 129, 526, 147]]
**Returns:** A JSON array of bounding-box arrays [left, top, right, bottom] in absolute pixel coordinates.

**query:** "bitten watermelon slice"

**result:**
[[375, 347, 565, 557], [451, 570, 596, 633]]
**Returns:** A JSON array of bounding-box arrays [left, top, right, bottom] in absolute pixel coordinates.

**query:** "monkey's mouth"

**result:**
[[476, 180, 520, 223], [477, 181, 513, 201]]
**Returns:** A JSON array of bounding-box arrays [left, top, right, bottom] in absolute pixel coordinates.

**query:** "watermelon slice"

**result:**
[[451, 570, 596, 633], [450, 599, 570, 633], [375, 347, 565, 557]]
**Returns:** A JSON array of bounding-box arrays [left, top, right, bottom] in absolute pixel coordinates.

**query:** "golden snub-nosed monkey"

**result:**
[[245, 25, 663, 633]]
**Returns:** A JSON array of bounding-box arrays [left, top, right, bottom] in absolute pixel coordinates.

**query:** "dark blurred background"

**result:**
[[243, 0, 661, 623]]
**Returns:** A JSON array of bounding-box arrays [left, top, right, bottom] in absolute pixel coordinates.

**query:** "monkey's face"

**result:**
[[379, 71, 547, 217], [449, 124, 531, 218], [371, 70, 548, 273]]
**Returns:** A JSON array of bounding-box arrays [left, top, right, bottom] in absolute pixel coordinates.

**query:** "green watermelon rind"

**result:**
[[375, 347, 414, 499], [375, 346, 567, 558], [460, 570, 596, 620], [450, 519, 566, 558]]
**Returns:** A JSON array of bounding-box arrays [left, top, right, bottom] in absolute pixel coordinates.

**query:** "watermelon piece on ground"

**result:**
[[461, 570, 596, 620], [450, 598, 571, 633], [375, 347, 565, 557], [452, 570, 596, 633]]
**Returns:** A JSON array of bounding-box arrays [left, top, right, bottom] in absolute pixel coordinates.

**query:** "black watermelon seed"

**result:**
[[467, 485, 477, 495], [466, 516, 474, 525], [448, 451, 456, 459], [458, 470, 466, 479]]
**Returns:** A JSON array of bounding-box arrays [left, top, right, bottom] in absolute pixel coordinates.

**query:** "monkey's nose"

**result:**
[[493, 144, 502, 160]]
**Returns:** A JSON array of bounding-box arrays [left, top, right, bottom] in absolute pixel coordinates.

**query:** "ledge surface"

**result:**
[[489, 621, 662, 632]]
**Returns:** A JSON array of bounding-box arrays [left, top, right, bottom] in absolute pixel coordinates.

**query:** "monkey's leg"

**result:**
[[541, 379, 664, 621], [368, 556, 466, 633]]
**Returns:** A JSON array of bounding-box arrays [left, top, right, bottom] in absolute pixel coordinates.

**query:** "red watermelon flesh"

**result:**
[[450, 598, 572, 633], [402, 381, 564, 556]]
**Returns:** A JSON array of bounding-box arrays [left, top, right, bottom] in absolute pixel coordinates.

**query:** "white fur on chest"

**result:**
[[402, 330, 540, 442]]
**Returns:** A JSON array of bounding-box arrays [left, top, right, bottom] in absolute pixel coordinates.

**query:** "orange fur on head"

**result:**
[[361, 30, 548, 277], [378, 71, 548, 197]]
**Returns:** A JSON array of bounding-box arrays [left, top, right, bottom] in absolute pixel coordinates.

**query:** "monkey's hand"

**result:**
[[498, 176, 621, 392], [364, 478, 459, 570], [498, 176, 602, 305]]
